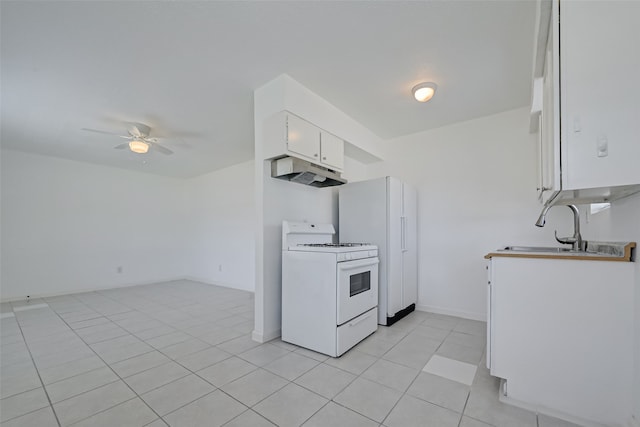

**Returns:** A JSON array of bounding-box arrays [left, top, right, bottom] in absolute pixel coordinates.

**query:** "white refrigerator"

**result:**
[[339, 176, 417, 326]]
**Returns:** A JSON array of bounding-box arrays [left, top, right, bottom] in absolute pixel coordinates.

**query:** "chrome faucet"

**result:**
[[535, 204, 584, 251], [534, 204, 552, 227]]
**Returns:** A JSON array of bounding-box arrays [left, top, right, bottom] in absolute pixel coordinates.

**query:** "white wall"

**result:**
[[1, 149, 189, 300], [1, 150, 258, 301], [581, 193, 640, 422], [367, 107, 572, 319], [253, 75, 382, 342], [183, 160, 255, 292], [363, 105, 640, 421]]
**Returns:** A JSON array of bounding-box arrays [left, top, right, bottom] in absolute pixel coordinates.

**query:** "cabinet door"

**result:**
[[286, 114, 320, 161], [561, 0, 640, 190], [319, 131, 344, 171], [538, 1, 561, 204], [489, 257, 634, 424]]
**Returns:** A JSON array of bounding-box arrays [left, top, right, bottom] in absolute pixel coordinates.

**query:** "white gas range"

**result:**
[[281, 221, 379, 357]]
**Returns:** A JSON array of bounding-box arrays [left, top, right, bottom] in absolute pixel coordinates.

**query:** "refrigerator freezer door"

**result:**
[[387, 177, 403, 319], [401, 182, 418, 308]]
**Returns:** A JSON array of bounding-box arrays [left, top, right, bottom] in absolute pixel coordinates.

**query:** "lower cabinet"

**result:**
[[486, 256, 634, 426]]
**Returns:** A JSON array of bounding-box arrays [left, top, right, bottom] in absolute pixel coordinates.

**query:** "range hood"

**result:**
[[271, 157, 347, 187]]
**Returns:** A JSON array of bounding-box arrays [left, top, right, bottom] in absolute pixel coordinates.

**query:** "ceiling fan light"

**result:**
[[412, 82, 437, 102], [129, 140, 149, 154]]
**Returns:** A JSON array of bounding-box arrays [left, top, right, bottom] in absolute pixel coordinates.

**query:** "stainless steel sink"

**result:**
[[500, 243, 628, 257], [501, 246, 576, 253]]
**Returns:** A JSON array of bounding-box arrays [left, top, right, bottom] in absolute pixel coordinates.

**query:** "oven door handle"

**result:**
[[338, 258, 379, 271]]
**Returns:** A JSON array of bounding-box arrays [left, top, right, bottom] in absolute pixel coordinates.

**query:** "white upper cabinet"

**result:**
[[534, 0, 640, 204], [263, 111, 345, 173], [560, 0, 640, 191], [319, 130, 344, 171], [286, 113, 321, 161], [537, 9, 560, 204]]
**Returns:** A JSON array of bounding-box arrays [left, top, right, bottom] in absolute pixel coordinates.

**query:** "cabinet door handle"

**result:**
[[322, 156, 326, 160], [314, 153, 318, 157], [537, 187, 551, 191]]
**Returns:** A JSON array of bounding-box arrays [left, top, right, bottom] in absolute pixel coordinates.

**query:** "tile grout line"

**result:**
[[154, 366, 262, 423], [91, 286, 227, 334], [66, 316, 114, 331], [44, 289, 258, 426], [93, 291, 249, 353], [162, 342, 329, 424], [42, 363, 116, 389], [35, 313, 234, 392], [365, 322, 426, 426], [9, 306, 63, 427], [328, 399, 383, 425], [291, 398, 333, 427], [457, 390, 472, 427], [64, 396, 141, 427], [43, 304, 168, 426], [219, 408, 271, 427], [349, 315, 479, 425], [317, 315, 434, 426], [11, 286, 493, 427]]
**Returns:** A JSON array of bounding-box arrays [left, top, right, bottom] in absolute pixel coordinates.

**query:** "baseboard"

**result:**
[[0, 276, 254, 303], [182, 276, 254, 293], [416, 304, 486, 322], [0, 277, 188, 303], [251, 328, 281, 344]]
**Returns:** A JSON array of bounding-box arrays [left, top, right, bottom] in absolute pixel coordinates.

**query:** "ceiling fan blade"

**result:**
[[153, 143, 174, 155], [125, 122, 151, 138], [151, 130, 202, 139], [113, 143, 129, 150], [82, 128, 128, 137]]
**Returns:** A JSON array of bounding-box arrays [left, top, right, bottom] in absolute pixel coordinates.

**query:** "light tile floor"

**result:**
[[0, 280, 581, 427]]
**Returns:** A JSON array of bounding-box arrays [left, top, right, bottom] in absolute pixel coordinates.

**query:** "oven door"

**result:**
[[336, 257, 379, 325]]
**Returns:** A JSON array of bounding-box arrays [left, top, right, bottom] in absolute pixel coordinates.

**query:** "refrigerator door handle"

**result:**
[[401, 216, 407, 252]]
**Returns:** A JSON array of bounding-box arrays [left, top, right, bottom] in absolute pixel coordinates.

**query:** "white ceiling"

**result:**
[[1, 1, 536, 178]]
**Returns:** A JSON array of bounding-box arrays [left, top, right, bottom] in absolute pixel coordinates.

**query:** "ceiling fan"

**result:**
[[82, 122, 173, 155]]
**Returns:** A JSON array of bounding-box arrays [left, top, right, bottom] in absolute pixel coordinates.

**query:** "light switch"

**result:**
[[597, 135, 608, 157]]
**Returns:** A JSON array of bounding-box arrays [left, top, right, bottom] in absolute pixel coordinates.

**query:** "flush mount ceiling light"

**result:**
[[412, 82, 437, 102], [129, 139, 149, 154]]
